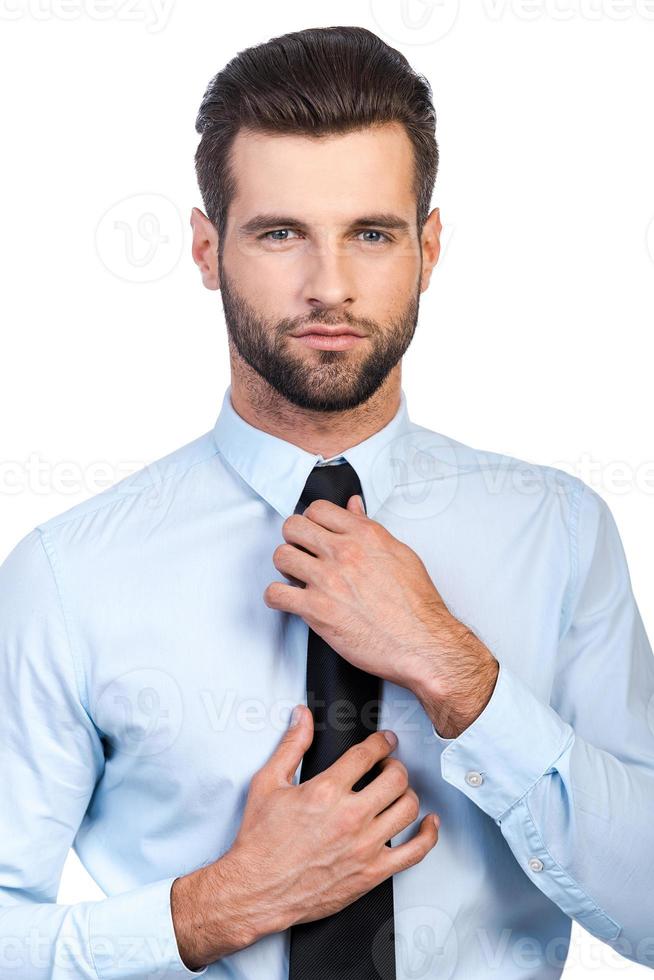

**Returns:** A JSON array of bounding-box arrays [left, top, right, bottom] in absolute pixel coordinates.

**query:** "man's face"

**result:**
[[195, 122, 440, 412]]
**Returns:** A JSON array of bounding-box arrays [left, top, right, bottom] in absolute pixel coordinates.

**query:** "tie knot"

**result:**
[[297, 461, 364, 513]]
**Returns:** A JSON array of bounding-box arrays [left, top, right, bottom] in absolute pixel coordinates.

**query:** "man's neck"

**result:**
[[228, 369, 402, 460]]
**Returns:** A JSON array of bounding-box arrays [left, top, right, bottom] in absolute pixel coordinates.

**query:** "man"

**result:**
[[1, 23, 653, 980]]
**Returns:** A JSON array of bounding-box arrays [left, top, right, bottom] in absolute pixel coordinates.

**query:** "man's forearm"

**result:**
[[171, 851, 272, 971]]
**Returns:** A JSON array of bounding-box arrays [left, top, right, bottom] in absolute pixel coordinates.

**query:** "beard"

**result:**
[[217, 255, 422, 413]]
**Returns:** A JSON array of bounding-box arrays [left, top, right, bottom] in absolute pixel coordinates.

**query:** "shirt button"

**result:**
[[464, 770, 483, 787], [528, 857, 544, 873]]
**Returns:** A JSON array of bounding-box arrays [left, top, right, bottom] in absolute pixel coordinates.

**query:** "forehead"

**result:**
[[228, 121, 416, 222]]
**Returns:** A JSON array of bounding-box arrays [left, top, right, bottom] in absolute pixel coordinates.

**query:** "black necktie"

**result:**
[[288, 461, 397, 980]]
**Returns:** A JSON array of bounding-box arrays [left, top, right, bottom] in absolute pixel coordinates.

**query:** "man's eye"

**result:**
[[357, 230, 391, 244], [261, 229, 301, 242]]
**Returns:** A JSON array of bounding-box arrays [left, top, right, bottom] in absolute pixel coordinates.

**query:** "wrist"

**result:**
[[413, 624, 499, 739], [428, 663, 498, 738], [171, 851, 266, 971]]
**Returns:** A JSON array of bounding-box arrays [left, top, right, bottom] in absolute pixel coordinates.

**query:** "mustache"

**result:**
[[284, 314, 376, 334]]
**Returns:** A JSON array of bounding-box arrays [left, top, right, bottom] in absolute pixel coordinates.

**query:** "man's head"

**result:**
[[191, 26, 441, 413]]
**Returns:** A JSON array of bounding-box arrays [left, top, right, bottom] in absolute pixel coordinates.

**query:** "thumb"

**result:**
[[272, 704, 314, 784], [347, 494, 366, 515]]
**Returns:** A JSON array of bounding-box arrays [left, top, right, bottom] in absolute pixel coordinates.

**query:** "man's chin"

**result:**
[[270, 379, 376, 414]]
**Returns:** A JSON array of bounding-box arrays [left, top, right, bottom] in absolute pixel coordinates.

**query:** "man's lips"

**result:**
[[289, 325, 368, 350], [296, 335, 365, 350], [290, 325, 367, 338]]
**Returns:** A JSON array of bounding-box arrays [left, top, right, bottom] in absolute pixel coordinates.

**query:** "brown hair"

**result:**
[[194, 25, 438, 245]]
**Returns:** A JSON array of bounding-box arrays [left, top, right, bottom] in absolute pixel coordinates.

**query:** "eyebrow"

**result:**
[[238, 212, 412, 237]]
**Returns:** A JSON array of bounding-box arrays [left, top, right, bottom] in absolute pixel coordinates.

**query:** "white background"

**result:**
[[1, 1, 653, 977]]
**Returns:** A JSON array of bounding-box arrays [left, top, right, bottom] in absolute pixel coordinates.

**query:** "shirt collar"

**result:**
[[211, 384, 414, 519]]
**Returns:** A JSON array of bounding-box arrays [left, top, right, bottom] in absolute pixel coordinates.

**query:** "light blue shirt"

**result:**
[[1, 384, 653, 979]]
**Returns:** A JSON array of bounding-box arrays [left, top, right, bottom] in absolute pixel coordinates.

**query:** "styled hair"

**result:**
[[194, 25, 439, 244]]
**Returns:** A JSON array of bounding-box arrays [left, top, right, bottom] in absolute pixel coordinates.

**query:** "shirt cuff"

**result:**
[[436, 661, 575, 821], [88, 875, 209, 978]]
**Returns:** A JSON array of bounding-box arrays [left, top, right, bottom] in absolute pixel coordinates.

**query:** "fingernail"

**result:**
[[290, 705, 302, 727], [383, 730, 397, 746]]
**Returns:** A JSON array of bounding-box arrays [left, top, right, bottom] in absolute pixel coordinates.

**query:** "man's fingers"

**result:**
[[325, 730, 398, 790], [264, 704, 314, 785], [356, 756, 409, 814], [381, 813, 440, 876]]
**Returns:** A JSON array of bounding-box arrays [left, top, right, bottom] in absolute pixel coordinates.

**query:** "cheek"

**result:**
[[358, 255, 420, 307], [357, 241, 420, 278], [229, 247, 305, 301]]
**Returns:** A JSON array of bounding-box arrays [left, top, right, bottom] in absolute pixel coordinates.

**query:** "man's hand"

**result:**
[[171, 705, 439, 971], [263, 495, 499, 737]]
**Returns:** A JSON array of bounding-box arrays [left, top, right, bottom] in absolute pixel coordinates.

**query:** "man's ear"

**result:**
[[190, 207, 220, 290], [419, 207, 441, 294]]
